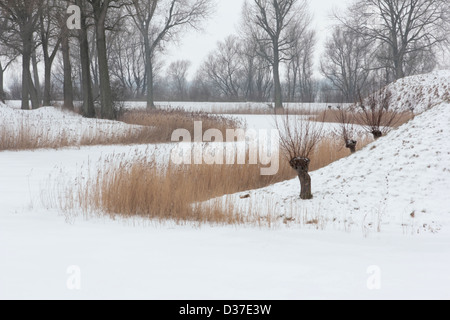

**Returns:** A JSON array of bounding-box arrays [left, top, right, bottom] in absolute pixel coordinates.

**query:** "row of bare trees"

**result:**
[[1, 0, 448, 115], [321, 0, 450, 103], [0, 0, 318, 116], [0, 0, 213, 118]]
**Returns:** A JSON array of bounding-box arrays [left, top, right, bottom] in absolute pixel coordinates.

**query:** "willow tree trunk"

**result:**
[[77, 0, 95, 118], [61, 31, 74, 111], [372, 130, 383, 140], [290, 157, 313, 200], [346, 139, 357, 154]]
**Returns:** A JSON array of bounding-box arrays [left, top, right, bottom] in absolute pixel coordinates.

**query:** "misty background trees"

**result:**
[[0, 0, 448, 117]]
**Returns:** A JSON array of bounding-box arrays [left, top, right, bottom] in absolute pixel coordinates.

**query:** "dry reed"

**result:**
[[54, 134, 372, 226]]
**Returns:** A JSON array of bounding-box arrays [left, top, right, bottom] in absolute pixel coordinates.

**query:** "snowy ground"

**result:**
[[0, 142, 449, 299], [1, 72, 450, 300]]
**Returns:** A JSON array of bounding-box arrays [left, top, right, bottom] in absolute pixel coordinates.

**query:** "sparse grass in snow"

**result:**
[[0, 106, 245, 151]]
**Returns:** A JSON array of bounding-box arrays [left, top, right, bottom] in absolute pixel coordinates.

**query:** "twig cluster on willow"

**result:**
[[276, 109, 326, 200], [356, 89, 402, 140]]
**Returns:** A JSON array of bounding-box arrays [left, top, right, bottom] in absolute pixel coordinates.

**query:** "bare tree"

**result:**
[[334, 106, 358, 154], [285, 29, 316, 102], [108, 24, 146, 99], [242, 0, 312, 109], [38, 0, 63, 106], [86, 0, 123, 119], [0, 16, 18, 103], [61, 16, 75, 110], [240, 36, 273, 102], [0, 0, 44, 110], [167, 60, 191, 100], [189, 70, 215, 101], [338, 0, 450, 81], [356, 89, 403, 139], [277, 110, 325, 200], [321, 26, 373, 103], [126, 0, 213, 109], [200, 36, 245, 101]]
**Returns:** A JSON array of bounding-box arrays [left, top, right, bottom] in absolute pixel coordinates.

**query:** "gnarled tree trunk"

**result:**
[[372, 130, 382, 140], [290, 157, 313, 200], [346, 139, 357, 153]]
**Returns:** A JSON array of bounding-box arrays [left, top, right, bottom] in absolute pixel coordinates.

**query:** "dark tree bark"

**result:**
[[272, 41, 283, 109], [372, 130, 383, 140], [0, 62, 4, 103], [290, 157, 312, 200], [31, 48, 41, 107], [89, 0, 115, 119], [21, 42, 31, 110], [76, 0, 96, 118], [61, 29, 74, 111], [143, 37, 156, 109], [40, 5, 62, 107], [22, 38, 40, 110]]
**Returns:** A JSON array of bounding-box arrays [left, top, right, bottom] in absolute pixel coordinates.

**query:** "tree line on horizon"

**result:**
[[0, 0, 448, 118]]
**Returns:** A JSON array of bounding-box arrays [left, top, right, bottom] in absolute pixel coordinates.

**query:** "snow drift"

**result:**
[[383, 70, 450, 113]]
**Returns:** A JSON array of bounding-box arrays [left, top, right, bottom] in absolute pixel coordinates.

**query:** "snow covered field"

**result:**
[[1, 71, 450, 300]]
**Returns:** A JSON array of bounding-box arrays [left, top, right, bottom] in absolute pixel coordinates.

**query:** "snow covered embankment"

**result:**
[[385, 70, 450, 113], [225, 102, 450, 234]]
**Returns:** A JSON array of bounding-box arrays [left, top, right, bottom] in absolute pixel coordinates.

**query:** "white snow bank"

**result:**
[[383, 70, 450, 113], [220, 102, 450, 235]]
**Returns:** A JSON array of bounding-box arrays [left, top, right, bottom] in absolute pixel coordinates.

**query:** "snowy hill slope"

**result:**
[[224, 102, 450, 234], [382, 70, 450, 113]]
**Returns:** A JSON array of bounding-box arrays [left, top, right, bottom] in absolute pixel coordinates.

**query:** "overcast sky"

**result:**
[[165, 0, 352, 79]]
